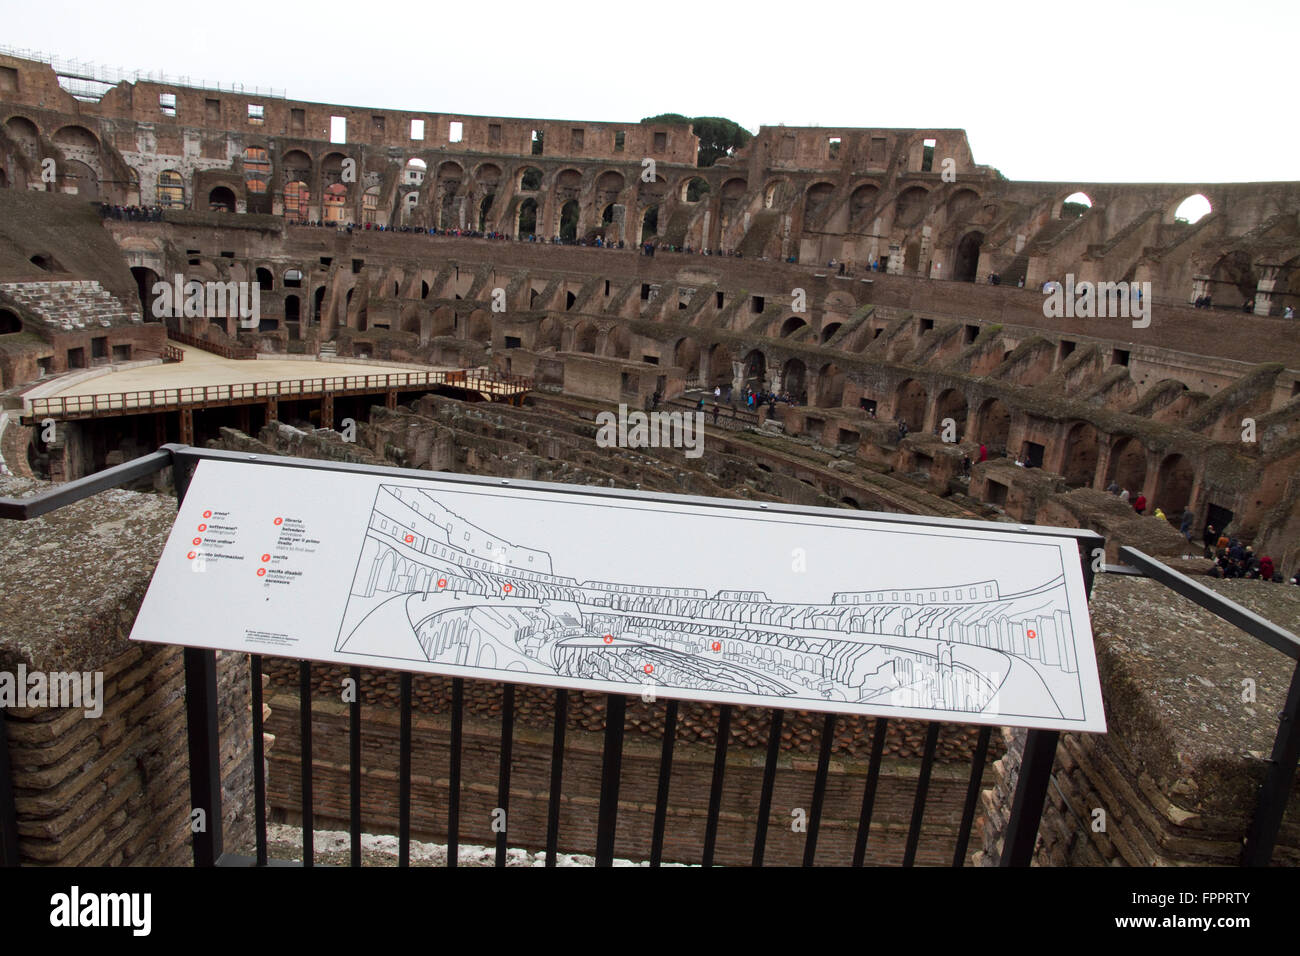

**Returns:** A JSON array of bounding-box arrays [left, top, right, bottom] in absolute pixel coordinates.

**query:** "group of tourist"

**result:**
[[98, 204, 165, 221], [1202, 527, 1284, 581]]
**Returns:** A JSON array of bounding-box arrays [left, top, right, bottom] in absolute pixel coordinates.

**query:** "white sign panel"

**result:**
[[130, 459, 1106, 732]]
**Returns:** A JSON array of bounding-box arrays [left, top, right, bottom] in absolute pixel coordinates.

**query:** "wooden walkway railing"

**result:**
[[25, 370, 533, 420]]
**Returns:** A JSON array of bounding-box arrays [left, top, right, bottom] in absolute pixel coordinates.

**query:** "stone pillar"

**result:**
[[1191, 273, 1210, 304], [731, 360, 745, 394], [1254, 266, 1279, 316]]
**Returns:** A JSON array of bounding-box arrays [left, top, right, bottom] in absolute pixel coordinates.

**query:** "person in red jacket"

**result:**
[[1133, 494, 1146, 514], [978, 443, 988, 462], [1259, 556, 1275, 580]]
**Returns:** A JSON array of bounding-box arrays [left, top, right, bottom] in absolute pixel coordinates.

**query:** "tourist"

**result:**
[[1120, 489, 1130, 503], [712, 403, 719, 424], [1133, 493, 1146, 515], [714, 385, 721, 399], [978, 443, 988, 462], [1153, 506, 1166, 522], [1106, 480, 1120, 494], [1180, 509, 1194, 541], [1286, 306, 1296, 319], [1202, 523, 1218, 551]]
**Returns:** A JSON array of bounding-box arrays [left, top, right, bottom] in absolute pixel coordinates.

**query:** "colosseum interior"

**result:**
[[0, 46, 1297, 870]]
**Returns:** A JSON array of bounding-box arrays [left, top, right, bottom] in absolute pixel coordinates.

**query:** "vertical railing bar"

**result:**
[[495, 683, 516, 868], [701, 705, 733, 867], [250, 654, 267, 866], [298, 660, 313, 867], [649, 700, 679, 868], [594, 694, 627, 867], [0, 707, 22, 867], [398, 672, 412, 868], [852, 717, 890, 866], [903, 722, 942, 867], [751, 708, 785, 867], [1001, 729, 1060, 866], [447, 677, 463, 868], [952, 726, 993, 867], [544, 688, 568, 867], [349, 665, 361, 868], [183, 648, 222, 867], [802, 711, 838, 866]]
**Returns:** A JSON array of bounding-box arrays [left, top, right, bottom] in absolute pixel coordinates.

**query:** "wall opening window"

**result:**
[[531, 129, 543, 155], [410, 119, 425, 140], [159, 93, 176, 117], [614, 131, 625, 152], [330, 116, 347, 144], [449, 121, 463, 143], [921, 138, 936, 172], [248, 104, 265, 125], [828, 136, 841, 159]]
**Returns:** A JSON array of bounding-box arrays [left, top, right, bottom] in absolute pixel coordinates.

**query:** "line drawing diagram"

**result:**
[[336, 484, 1093, 725]]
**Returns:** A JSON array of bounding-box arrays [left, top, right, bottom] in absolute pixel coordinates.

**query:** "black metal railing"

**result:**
[[11, 446, 1291, 867]]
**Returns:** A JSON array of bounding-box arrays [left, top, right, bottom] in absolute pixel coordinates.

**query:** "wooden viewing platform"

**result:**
[[23, 368, 532, 423]]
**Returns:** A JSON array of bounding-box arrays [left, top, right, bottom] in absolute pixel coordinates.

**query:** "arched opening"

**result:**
[[518, 166, 543, 191], [284, 181, 310, 220], [479, 194, 494, 231], [1171, 193, 1212, 225], [313, 286, 326, 324], [5, 117, 40, 163], [157, 169, 185, 208], [1154, 454, 1195, 515], [934, 389, 968, 437], [779, 315, 807, 338], [816, 362, 844, 408], [242, 146, 271, 212], [323, 183, 347, 223], [673, 337, 700, 378], [436, 162, 463, 229], [682, 177, 710, 202], [1061, 421, 1101, 488], [61, 159, 99, 199], [894, 186, 929, 227], [364, 186, 382, 225], [976, 397, 1011, 453], [255, 268, 273, 291], [743, 349, 767, 388], [850, 183, 879, 220], [130, 266, 161, 321], [559, 199, 579, 241], [640, 205, 659, 243], [894, 378, 928, 429], [708, 342, 734, 387], [403, 157, 427, 186], [946, 188, 980, 221], [517, 198, 537, 238], [208, 186, 236, 212], [1106, 436, 1147, 493], [0, 309, 22, 334], [820, 322, 842, 344], [782, 358, 806, 399], [285, 295, 300, 323], [1059, 191, 1092, 219], [1211, 250, 1258, 305], [803, 181, 835, 222], [953, 231, 984, 282], [573, 322, 597, 354]]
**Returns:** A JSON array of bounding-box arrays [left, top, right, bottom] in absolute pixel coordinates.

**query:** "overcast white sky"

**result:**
[[5, 0, 1295, 183]]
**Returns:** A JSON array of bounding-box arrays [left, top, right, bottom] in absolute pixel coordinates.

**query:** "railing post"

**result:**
[[1000, 728, 1059, 866], [184, 648, 223, 867]]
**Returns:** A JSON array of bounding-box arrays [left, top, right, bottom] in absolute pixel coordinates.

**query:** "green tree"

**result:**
[[641, 114, 752, 167]]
